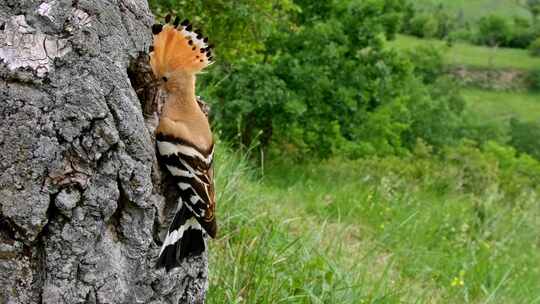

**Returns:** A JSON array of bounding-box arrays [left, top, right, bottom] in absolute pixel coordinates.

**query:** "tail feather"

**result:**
[[178, 227, 205, 260], [200, 216, 217, 239], [156, 204, 206, 271], [150, 16, 213, 78]]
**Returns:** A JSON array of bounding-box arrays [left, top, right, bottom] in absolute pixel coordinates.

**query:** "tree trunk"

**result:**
[[0, 1, 208, 303]]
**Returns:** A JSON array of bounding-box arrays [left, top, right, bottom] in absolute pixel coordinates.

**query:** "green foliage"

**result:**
[[529, 37, 540, 57], [290, 0, 333, 24], [433, 5, 458, 38], [407, 13, 439, 38], [470, 14, 540, 49], [527, 69, 540, 90], [404, 45, 445, 83], [198, 0, 469, 158], [205, 0, 437, 157], [401, 5, 458, 39], [526, 0, 540, 21], [150, 0, 537, 160], [387, 45, 467, 150], [448, 27, 474, 43], [403, 77, 465, 149], [208, 61, 299, 148], [476, 15, 512, 47], [458, 116, 508, 145], [483, 140, 540, 197], [209, 141, 540, 303], [334, 0, 407, 45], [149, 0, 539, 160], [444, 140, 501, 195], [507, 17, 537, 49], [509, 118, 540, 160]]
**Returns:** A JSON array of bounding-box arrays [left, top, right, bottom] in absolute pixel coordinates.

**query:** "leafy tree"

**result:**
[[433, 5, 457, 38], [476, 15, 512, 46], [150, 0, 469, 159], [291, 0, 334, 24], [508, 16, 537, 48], [202, 0, 418, 157], [208, 61, 299, 149], [402, 76, 465, 150]]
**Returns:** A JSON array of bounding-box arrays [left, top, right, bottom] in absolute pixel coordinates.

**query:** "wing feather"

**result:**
[[156, 133, 217, 237]]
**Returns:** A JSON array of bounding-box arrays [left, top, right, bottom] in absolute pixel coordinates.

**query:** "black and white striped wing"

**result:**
[[156, 133, 217, 237]]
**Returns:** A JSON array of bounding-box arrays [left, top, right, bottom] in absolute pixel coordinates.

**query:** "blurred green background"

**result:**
[[149, 0, 540, 303]]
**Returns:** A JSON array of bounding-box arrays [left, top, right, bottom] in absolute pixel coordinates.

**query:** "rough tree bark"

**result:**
[[0, 1, 208, 303]]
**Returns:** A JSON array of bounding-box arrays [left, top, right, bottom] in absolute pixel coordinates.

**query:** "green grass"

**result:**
[[463, 88, 540, 123], [413, 0, 531, 21], [208, 144, 540, 303], [388, 35, 540, 71]]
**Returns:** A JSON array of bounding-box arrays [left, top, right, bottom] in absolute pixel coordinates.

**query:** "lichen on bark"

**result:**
[[0, 1, 208, 303]]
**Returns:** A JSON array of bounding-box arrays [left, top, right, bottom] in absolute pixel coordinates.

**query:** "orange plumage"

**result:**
[[151, 15, 217, 271], [150, 19, 213, 80], [149, 16, 214, 149]]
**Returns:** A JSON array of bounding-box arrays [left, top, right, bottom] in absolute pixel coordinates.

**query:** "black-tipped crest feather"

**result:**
[[152, 24, 162, 35]]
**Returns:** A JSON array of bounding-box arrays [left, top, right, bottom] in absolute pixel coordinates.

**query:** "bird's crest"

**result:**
[[150, 15, 214, 79]]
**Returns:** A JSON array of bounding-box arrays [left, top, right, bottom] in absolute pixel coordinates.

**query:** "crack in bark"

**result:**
[[110, 175, 128, 241], [0, 15, 71, 77], [0, 212, 18, 245]]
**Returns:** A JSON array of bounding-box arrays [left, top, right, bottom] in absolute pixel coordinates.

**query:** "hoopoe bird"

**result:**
[[150, 15, 216, 271]]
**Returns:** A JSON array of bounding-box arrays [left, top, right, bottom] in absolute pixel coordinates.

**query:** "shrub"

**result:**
[[433, 6, 457, 38], [458, 116, 508, 145], [402, 77, 465, 149], [526, 69, 540, 91], [476, 15, 511, 47], [509, 118, 540, 160], [351, 139, 540, 199], [469, 15, 538, 49], [507, 24, 537, 49], [443, 140, 500, 195], [208, 61, 299, 149], [405, 45, 445, 84], [401, 4, 457, 39], [529, 37, 540, 57], [407, 13, 439, 38], [483, 141, 540, 198]]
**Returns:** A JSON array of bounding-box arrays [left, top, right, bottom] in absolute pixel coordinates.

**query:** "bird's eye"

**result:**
[[162, 77, 168, 82]]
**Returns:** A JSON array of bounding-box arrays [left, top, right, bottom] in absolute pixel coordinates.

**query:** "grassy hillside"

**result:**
[[464, 89, 540, 123], [388, 35, 540, 126], [388, 35, 540, 71], [413, 0, 531, 21], [209, 144, 540, 303]]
